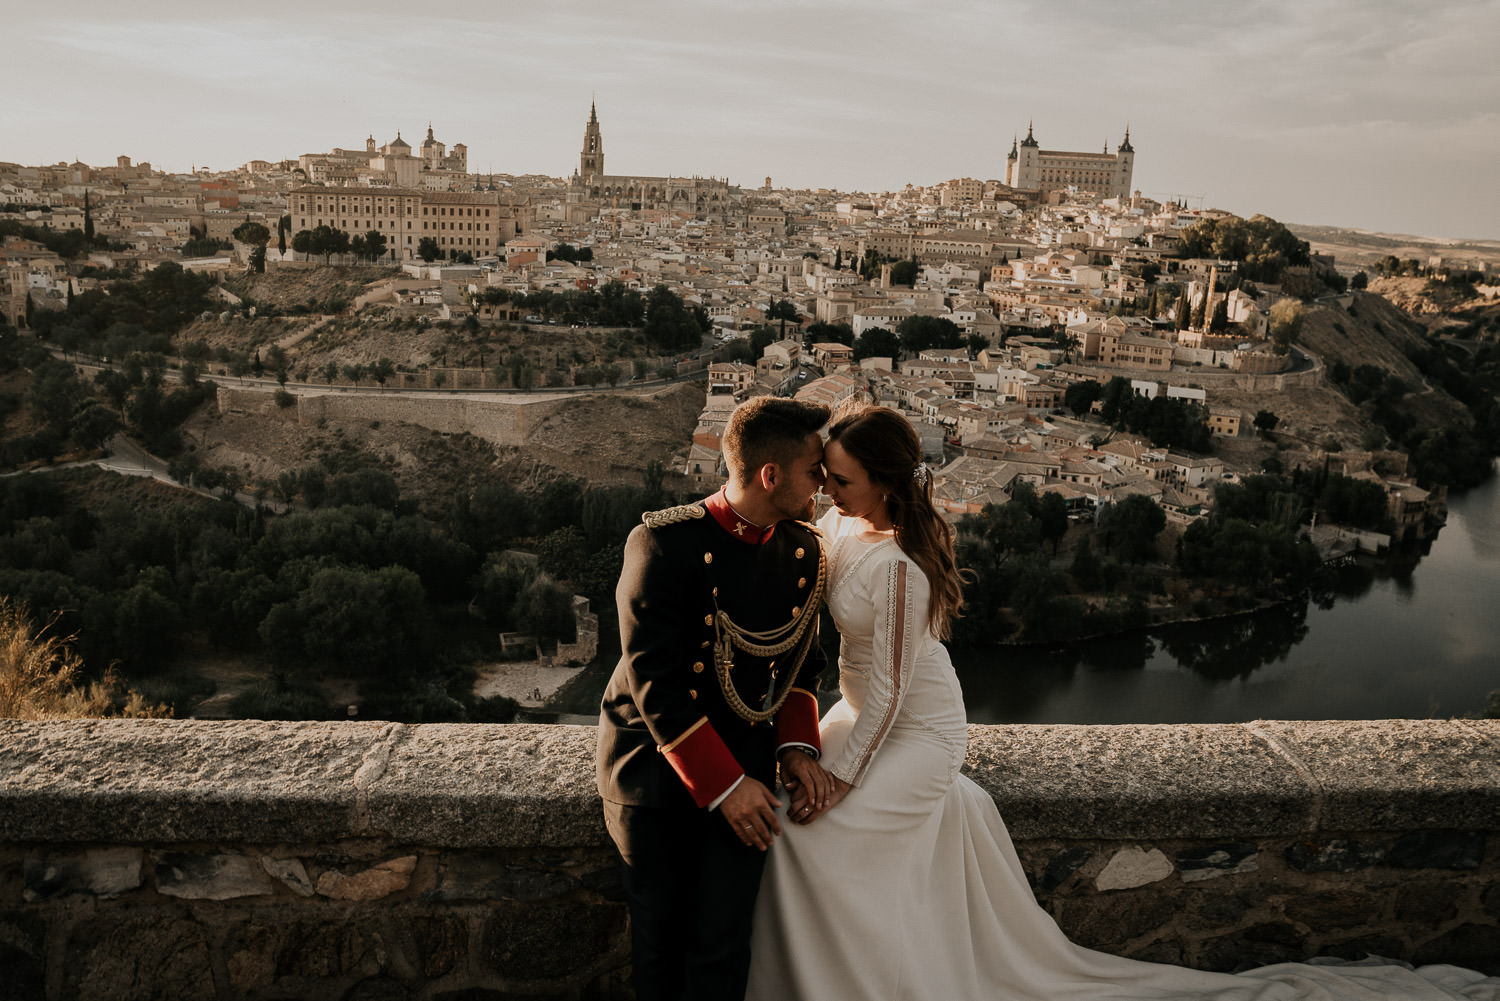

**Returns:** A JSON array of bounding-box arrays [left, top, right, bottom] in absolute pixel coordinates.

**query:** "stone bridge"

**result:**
[[2, 718, 1497, 999]]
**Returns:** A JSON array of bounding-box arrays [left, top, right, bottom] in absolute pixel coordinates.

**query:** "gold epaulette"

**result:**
[[642, 503, 706, 529], [796, 519, 823, 538]]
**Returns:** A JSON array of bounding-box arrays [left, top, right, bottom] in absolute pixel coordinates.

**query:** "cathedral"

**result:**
[[568, 101, 734, 220], [1005, 124, 1135, 200]]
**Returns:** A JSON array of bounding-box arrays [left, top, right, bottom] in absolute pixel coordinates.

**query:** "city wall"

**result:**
[[3, 719, 1498, 1000], [217, 387, 568, 450]]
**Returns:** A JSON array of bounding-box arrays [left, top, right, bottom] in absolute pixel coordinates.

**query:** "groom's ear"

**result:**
[[756, 461, 780, 493]]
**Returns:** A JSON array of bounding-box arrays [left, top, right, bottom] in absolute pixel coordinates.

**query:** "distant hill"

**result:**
[[1287, 224, 1500, 270]]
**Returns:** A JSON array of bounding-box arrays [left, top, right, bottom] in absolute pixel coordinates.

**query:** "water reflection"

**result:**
[[557, 468, 1499, 725], [953, 467, 1500, 724]]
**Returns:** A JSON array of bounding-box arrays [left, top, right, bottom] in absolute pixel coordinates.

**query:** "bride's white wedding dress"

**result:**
[[746, 508, 1498, 1001]]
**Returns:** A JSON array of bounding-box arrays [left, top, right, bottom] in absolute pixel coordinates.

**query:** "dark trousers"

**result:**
[[603, 799, 768, 1001]]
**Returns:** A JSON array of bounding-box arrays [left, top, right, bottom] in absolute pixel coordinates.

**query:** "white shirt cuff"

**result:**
[[777, 742, 819, 760], [707, 774, 744, 811]]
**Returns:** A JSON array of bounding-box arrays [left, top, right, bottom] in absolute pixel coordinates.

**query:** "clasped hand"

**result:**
[[719, 751, 851, 849], [780, 749, 850, 826]]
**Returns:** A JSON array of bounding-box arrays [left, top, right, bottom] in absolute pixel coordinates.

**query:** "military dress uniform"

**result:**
[[596, 487, 827, 1001]]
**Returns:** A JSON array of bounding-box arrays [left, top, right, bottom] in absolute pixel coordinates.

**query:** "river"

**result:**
[[554, 468, 1499, 725], [953, 466, 1500, 724]]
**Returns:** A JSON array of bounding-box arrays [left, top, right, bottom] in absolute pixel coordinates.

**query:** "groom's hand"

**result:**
[[719, 778, 782, 851], [780, 749, 832, 824]]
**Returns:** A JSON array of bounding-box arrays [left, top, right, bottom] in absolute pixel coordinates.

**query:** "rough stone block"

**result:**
[[1393, 879, 1465, 925], [272, 921, 390, 980], [0, 910, 46, 1001], [1284, 888, 1384, 928], [343, 974, 413, 1001], [1258, 720, 1500, 832], [1187, 888, 1258, 930], [1176, 843, 1258, 882], [1039, 846, 1092, 892], [0, 719, 383, 843], [1412, 924, 1500, 975], [962, 724, 1309, 840], [262, 854, 316, 897], [1198, 922, 1306, 972], [23, 846, 142, 900], [1483, 880, 1500, 920], [423, 855, 578, 902], [65, 914, 215, 1001], [362, 725, 607, 847], [1284, 838, 1384, 873], [1385, 831, 1484, 870], [1095, 846, 1173, 891], [317, 856, 417, 901], [153, 851, 273, 900], [227, 922, 279, 993], [578, 860, 627, 902], [1053, 891, 1180, 950], [481, 899, 627, 980], [410, 915, 468, 979], [1318, 935, 1407, 963]]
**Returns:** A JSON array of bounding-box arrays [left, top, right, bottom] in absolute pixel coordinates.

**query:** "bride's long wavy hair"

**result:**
[[826, 403, 965, 640]]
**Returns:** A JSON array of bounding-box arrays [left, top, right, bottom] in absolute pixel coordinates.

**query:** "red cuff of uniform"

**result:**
[[659, 717, 743, 808], [775, 688, 822, 754]]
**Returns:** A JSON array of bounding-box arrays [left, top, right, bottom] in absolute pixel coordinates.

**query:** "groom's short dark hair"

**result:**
[[722, 397, 830, 487]]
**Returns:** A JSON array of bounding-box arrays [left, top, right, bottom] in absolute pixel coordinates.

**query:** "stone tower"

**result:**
[[1114, 127, 1135, 201], [1008, 122, 1040, 190], [579, 101, 604, 180]]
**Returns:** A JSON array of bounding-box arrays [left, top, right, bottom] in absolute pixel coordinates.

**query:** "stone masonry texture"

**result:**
[[1, 718, 1497, 999]]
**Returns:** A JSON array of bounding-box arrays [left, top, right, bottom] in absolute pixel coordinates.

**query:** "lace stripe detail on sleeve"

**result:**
[[829, 559, 915, 786]]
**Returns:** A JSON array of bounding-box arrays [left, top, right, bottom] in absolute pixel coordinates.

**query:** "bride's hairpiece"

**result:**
[[912, 461, 930, 486]]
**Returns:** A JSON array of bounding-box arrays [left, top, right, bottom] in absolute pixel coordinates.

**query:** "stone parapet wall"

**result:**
[[2, 719, 1498, 999]]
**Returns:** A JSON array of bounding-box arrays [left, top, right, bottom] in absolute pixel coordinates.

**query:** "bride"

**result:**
[[745, 404, 1497, 1001]]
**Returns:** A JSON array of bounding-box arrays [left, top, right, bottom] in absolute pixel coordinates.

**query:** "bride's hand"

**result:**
[[795, 776, 851, 824], [780, 750, 832, 823]]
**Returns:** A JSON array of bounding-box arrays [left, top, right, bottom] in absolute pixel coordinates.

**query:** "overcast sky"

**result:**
[[11, 0, 1498, 241]]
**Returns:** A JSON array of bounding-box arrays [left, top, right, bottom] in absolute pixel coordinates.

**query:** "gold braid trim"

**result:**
[[642, 503, 706, 529], [712, 535, 827, 723]]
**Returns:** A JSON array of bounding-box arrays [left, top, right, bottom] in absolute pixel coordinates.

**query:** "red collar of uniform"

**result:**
[[704, 487, 777, 545]]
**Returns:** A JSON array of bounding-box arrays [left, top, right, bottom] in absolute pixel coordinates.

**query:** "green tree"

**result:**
[[232, 220, 271, 274], [291, 229, 312, 260], [369, 358, 396, 387], [1269, 299, 1303, 355], [1174, 287, 1191, 331], [644, 284, 703, 350], [361, 229, 388, 263], [1253, 410, 1279, 436], [767, 298, 799, 339], [1208, 298, 1228, 333], [1064, 380, 1102, 416], [888, 258, 920, 286], [1037, 491, 1070, 555], [852, 326, 900, 362], [896, 315, 962, 354], [1096, 494, 1165, 563]]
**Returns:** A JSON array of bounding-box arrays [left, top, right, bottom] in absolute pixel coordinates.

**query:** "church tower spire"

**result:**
[[580, 100, 604, 179]]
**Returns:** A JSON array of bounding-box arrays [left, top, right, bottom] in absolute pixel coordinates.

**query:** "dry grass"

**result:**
[[0, 599, 168, 720]]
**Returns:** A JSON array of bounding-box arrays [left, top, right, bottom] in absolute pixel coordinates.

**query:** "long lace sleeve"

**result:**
[[826, 556, 929, 786]]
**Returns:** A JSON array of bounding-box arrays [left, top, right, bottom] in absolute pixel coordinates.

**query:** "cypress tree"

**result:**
[[1174, 288, 1190, 331], [83, 191, 94, 243]]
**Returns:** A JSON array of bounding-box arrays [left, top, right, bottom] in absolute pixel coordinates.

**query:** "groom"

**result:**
[[597, 396, 836, 1001]]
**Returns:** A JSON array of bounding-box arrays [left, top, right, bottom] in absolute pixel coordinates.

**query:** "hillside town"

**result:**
[[4, 105, 1495, 557]]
